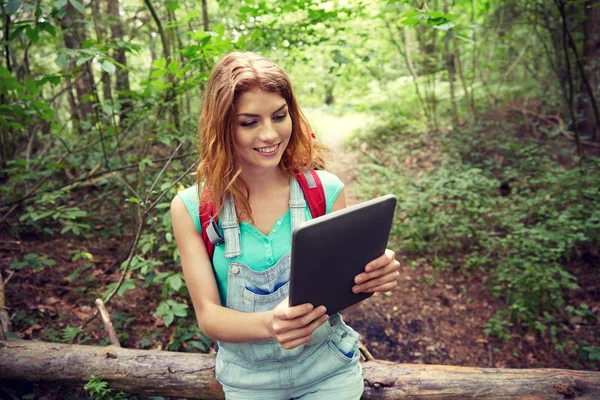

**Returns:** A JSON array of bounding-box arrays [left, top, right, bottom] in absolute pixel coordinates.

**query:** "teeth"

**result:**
[[256, 144, 278, 153]]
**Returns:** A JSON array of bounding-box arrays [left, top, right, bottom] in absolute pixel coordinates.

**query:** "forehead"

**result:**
[[235, 88, 286, 113]]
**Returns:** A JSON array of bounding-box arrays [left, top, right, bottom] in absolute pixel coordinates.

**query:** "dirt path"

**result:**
[[305, 109, 373, 206]]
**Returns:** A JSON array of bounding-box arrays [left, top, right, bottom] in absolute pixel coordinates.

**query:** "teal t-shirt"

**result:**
[[176, 170, 344, 305]]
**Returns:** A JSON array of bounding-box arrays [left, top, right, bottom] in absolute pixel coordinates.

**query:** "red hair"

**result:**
[[196, 52, 330, 219]]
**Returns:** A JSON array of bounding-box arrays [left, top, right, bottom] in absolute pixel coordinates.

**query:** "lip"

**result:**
[[254, 143, 280, 156]]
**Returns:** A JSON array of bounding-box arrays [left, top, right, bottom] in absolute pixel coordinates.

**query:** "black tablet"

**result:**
[[289, 194, 397, 314]]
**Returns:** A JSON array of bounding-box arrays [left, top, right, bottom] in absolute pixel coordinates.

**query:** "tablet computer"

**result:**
[[289, 194, 397, 314]]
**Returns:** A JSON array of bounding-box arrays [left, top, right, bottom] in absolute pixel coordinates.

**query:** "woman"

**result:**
[[171, 52, 400, 399]]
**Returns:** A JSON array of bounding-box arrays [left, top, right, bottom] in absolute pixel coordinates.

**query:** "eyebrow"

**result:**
[[236, 103, 287, 118]]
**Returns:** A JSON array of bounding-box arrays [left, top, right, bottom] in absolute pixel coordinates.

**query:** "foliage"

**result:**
[[84, 376, 131, 400], [353, 119, 600, 343], [0, 0, 598, 376]]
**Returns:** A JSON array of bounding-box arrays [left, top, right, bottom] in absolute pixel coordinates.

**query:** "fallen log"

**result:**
[[1, 340, 599, 399]]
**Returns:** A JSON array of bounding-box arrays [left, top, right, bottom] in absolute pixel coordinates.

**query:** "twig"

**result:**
[[0, 152, 196, 209], [95, 298, 121, 347], [359, 341, 375, 361], [145, 139, 188, 205], [81, 158, 197, 330], [0, 271, 10, 340]]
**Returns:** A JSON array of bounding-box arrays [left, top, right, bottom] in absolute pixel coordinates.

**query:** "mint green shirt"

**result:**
[[176, 170, 344, 304]]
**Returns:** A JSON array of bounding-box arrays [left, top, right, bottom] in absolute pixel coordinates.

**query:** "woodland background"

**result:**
[[0, 0, 599, 398]]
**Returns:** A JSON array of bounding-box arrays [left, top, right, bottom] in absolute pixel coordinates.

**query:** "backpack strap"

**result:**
[[199, 188, 222, 260], [199, 168, 326, 261], [295, 169, 326, 219]]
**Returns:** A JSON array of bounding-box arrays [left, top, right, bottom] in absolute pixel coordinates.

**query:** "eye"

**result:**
[[273, 113, 287, 121], [240, 120, 257, 127]]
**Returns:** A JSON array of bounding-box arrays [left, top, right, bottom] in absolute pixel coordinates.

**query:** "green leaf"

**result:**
[[152, 57, 167, 69], [401, 17, 421, 26], [25, 26, 39, 43], [187, 340, 206, 351], [6, 0, 22, 15], [55, 53, 68, 68], [9, 25, 27, 40], [172, 304, 188, 317], [54, 0, 67, 8], [169, 274, 182, 291], [68, 0, 86, 15], [0, 67, 11, 79], [165, 0, 180, 11], [101, 60, 116, 74], [117, 280, 136, 296], [75, 55, 92, 66], [163, 312, 174, 327], [332, 50, 348, 64], [24, 77, 39, 96], [151, 69, 168, 79], [41, 22, 56, 36]]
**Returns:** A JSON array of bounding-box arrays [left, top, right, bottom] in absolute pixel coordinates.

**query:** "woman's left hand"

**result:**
[[352, 249, 400, 294]]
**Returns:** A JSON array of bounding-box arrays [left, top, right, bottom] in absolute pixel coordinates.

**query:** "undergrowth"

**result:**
[[351, 117, 600, 362]]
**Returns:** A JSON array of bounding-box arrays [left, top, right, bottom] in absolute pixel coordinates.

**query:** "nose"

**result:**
[[259, 121, 278, 142]]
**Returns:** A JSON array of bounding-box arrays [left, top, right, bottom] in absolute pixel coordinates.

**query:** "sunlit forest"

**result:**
[[1, 0, 599, 398]]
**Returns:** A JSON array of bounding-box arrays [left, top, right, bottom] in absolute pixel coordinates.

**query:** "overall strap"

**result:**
[[221, 196, 242, 259], [289, 178, 306, 233]]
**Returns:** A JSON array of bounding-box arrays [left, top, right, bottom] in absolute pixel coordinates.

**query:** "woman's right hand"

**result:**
[[268, 298, 329, 350]]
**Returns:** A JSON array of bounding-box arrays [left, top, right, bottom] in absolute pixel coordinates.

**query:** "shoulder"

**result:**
[[171, 185, 202, 232], [315, 170, 344, 190], [314, 170, 344, 214]]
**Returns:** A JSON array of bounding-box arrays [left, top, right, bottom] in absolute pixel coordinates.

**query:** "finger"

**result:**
[[353, 270, 399, 293], [278, 301, 314, 320], [362, 280, 398, 294], [277, 313, 329, 344], [355, 259, 400, 285], [364, 249, 396, 272], [280, 334, 311, 350], [273, 306, 327, 335]]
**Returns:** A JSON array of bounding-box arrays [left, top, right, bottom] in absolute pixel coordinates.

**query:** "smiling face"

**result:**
[[233, 88, 292, 175]]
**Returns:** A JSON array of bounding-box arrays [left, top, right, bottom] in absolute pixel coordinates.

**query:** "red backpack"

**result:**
[[199, 168, 326, 260]]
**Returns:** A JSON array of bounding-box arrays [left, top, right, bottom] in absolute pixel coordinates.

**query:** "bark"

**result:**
[[576, 0, 600, 141], [2, 340, 600, 399], [202, 0, 209, 31], [60, 1, 95, 125], [107, 0, 132, 123], [90, 0, 112, 104], [0, 274, 9, 340], [444, 0, 458, 128]]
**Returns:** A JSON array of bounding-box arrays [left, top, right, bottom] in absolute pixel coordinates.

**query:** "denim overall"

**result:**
[[215, 178, 364, 400]]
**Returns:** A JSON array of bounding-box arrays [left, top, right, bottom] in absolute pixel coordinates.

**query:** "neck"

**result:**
[[239, 166, 289, 194]]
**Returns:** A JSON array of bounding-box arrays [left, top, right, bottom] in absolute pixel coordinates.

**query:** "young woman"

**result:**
[[171, 52, 400, 399]]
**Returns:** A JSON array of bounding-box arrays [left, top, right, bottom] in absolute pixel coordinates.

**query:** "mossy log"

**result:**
[[1, 340, 599, 399]]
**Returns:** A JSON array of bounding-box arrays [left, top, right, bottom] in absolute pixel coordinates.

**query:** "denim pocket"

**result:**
[[241, 280, 289, 313]]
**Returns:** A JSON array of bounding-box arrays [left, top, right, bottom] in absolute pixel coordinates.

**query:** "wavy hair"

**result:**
[[196, 51, 330, 220]]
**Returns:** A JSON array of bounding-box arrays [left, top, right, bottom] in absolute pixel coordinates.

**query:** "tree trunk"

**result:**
[[107, 0, 132, 124], [2, 340, 600, 399], [60, 1, 95, 126], [444, 0, 459, 128], [577, 0, 600, 141], [202, 0, 209, 31]]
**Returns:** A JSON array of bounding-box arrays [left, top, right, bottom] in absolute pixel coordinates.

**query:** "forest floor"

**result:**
[[307, 107, 598, 370], [1, 108, 598, 397]]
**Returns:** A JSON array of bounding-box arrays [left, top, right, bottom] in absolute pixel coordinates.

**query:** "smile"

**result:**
[[255, 143, 280, 154]]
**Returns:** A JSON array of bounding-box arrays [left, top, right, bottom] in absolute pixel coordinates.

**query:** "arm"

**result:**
[[171, 196, 328, 347], [331, 189, 400, 297]]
